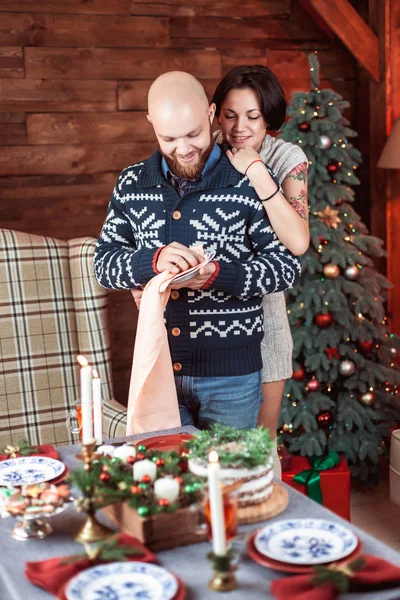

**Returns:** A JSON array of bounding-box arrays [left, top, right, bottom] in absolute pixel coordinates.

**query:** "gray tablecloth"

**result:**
[[1, 425, 400, 600]]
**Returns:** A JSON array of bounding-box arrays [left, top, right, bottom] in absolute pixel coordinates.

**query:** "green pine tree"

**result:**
[[279, 52, 400, 482]]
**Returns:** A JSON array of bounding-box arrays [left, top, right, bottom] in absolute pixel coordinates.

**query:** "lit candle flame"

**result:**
[[93, 368, 99, 379], [77, 355, 89, 367], [209, 451, 219, 464]]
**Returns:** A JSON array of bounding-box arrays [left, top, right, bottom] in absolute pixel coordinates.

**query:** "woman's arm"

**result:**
[[226, 147, 309, 256]]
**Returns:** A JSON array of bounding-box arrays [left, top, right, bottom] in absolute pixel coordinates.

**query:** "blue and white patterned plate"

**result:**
[[0, 457, 65, 486], [65, 562, 179, 600], [254, 519, 358, 565]]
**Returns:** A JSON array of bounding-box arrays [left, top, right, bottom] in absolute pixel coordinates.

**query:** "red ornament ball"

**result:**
[[99, 472, 110, 482], [327, 162, 339, 173], [136, 452, 145, 460], [174, 476, 183, 484], [306, 378, 320, 392], [130, 485, 142, 495], [141, 474, 151, 484], [158, 498, 169, 508], [292, 366, 306, 381], [358, 340, 374, 354], [318, 236, 329, 245], [314, 313, 333, 328], [317, 411, 334, 429], [155, 458, 165, 467], [127, 455, 136, 465], [298, 122, 310, 132]]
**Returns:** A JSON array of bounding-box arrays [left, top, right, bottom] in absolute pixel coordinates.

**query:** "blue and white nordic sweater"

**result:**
[[94, 149, 301, 377]]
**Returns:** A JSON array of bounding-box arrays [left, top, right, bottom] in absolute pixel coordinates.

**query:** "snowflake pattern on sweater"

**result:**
[[94, 149, 301, 377]]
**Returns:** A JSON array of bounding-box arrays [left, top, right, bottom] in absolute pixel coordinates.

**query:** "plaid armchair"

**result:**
[[0, 229, 127, 447]]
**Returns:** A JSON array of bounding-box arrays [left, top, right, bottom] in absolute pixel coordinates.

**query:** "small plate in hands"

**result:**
[[171, 248, 216, 283]]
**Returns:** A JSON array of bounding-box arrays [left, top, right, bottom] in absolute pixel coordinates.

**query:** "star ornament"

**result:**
[[317, 206, 341, 229]]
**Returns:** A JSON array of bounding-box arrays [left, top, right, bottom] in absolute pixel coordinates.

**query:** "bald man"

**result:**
[[94, 72, 301, 431]]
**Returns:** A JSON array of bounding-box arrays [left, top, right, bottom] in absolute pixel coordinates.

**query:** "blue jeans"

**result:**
[[175, 370, 262, 430]]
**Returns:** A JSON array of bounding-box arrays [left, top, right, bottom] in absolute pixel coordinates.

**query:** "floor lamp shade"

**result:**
[[378, 119, 400, 169]]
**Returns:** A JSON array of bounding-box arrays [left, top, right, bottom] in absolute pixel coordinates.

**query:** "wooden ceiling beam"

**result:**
[[305, 0, 379, 81]]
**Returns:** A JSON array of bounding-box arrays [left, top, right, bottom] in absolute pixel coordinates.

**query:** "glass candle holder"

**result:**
[[203, 491, 238, 545]]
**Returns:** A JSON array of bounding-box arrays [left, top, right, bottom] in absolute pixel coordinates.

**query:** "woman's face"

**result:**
[[219, 87, 267, 151]]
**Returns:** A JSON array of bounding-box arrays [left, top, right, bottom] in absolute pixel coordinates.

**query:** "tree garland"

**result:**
[[185, 424, 273, 468]]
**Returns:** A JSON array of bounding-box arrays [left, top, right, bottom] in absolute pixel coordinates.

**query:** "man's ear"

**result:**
[[147, 114, 152, 123], [208, 102, 216, 124]]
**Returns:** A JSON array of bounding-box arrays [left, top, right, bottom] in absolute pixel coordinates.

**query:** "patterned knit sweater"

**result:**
[[94, 149, 301, 377]]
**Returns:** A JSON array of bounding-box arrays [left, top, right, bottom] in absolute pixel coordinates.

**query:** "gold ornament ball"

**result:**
[[360, 392, 375, 406], [323, 264, 340, 279], [339, 359, 356, 376], [344, 265, 359, 280]]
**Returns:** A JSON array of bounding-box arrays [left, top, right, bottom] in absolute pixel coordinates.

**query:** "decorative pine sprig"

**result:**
[[2, 439, 39, 457], [61, 535, 144, 564], [311, 558, 366, 592]]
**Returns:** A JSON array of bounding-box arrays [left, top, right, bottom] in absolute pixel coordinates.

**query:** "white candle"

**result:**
[[133, 459, 157, 482], [113, 444, 136, 463], [77, 355, 93, 444], [207, 451, 226, 556], [154, 477, 180, 503], [92, 369, 103, 445]]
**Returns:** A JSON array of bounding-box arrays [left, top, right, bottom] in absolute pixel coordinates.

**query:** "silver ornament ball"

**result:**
[[344, 265, 359, 280], [339, 359, 356, 376], [319, 135, 333, 149]]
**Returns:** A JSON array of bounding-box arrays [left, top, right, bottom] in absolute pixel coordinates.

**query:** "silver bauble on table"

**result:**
[[339, 359, 356, 376]]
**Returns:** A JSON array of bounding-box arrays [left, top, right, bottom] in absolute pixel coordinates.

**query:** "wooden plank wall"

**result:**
[[0, 1, 359, 405]]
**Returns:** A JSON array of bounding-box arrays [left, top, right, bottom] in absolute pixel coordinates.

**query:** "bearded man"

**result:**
[[94, 71, 301, 430]]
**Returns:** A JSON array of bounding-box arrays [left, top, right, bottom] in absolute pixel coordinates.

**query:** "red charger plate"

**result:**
[[246, 531, 363, 574], [135, 433, 193, 454]]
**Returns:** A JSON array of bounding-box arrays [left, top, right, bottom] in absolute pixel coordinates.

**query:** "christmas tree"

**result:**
[[279, 52, 400, 482]]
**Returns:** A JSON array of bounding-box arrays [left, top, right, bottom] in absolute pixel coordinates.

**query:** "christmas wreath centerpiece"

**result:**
[[185, 425, 274, 507]]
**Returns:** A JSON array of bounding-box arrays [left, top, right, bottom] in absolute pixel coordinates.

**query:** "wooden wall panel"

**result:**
[[0, 2, 361, 405]]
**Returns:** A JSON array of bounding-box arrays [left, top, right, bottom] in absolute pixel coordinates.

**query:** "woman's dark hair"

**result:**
[[212, 65, 287, 131]]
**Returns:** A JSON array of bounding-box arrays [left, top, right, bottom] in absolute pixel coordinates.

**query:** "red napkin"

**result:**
[[0, 444, 60, 461], [270, 554, 400, 600], [25, 533, 156, 599]]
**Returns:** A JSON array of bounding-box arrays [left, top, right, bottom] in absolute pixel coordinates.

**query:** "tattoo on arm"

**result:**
[[286, 162, 308, 182], [288, 189, 308, 221]]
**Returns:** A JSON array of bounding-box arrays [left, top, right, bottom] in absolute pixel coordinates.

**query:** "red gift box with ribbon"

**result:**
[[282, 452, 351, 520]]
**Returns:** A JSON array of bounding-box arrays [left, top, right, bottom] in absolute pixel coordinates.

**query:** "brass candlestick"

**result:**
[[207, 550, 238, 592], [74, 440, 114, 544]]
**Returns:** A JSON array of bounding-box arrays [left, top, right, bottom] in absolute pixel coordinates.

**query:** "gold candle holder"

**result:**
[[207, 550, 238, 592], [74, 440, 114, 544]]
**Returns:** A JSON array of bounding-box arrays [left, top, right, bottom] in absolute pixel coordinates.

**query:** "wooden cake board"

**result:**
[[238, 482, 289, 525]]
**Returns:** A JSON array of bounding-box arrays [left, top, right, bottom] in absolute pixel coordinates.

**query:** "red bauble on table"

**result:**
[[127, 455, 136, 465], [158, 498, 170, 508], [141, 474, 151, 484], [174, 476, 183, 484], [358, 340, 374, 354], [155, 458, 165, 467], [314, 312, 334, 328], [130, 485, 142, 495], [292, 366, 306, 381], [136, 452, 145, 460], [298, 122, 310, 132]]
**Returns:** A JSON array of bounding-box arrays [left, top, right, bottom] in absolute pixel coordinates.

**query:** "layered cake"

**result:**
[[187, 425, 274, 507]]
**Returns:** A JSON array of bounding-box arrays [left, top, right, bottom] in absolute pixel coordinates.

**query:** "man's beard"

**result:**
[[162, 128, 214, 180]]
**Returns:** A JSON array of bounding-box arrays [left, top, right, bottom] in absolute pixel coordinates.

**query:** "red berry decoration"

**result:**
[[130, 485, 142, 495], [298, 122, 310, 132], [317, 411, 334, 430], [155, 458, 165, 467], [136, 453, 145, 460], [306, 378, 320, 392], [314, 312, 333, 328], [174, 476, 183, 484], [318, 236, 329, 245], [292, 366, 306, 381], [158, 498, 169, 508], [358, 340, 374, 354], [141, 474, 151, 484], [327, 161, 339, 173], [99, 472, 110, 482], [127, 455, 136, 465]]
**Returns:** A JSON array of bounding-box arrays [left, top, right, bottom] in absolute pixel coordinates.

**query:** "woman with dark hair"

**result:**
[[213, 65, 309, 477]]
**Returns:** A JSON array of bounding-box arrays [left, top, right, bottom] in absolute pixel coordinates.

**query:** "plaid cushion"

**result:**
[[0, 229, 127, 448]]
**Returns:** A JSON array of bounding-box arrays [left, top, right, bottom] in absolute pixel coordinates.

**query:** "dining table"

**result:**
[[1, 424, 400, 600]]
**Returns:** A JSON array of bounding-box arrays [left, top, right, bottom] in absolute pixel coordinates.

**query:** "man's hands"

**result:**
[[169, 261, 216, 290], [156, 242, 203, 274]]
